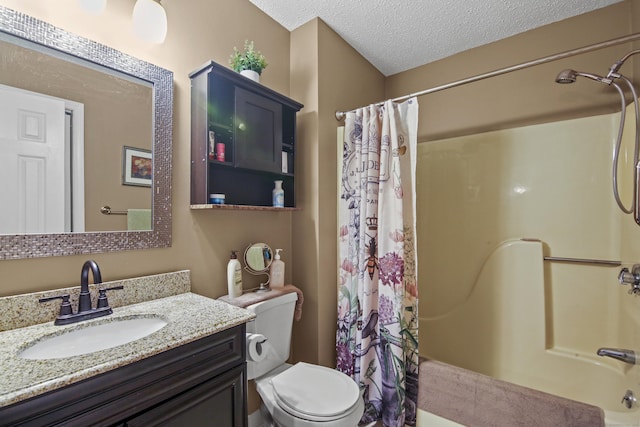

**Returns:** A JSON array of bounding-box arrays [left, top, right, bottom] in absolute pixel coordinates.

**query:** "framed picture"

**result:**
[[122, 146, 152, 187]]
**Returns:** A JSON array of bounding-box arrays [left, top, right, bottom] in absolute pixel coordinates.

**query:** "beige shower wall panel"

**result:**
[[417, 111, 632, 357]]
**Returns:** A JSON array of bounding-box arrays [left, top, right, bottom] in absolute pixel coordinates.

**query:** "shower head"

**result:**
[[555, 69, 577, 84], [554, 69, 613, 85]]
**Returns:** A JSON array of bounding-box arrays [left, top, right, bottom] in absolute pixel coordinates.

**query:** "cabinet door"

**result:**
[[124, 365, 246, 427], [234, 87, 282, 174]]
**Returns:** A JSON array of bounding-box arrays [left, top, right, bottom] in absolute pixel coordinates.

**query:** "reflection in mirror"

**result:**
[[244, 243, 273, 272], [0, 27, 153, 233], [244, 243, 273, 292], [0, 5, 173, 259]]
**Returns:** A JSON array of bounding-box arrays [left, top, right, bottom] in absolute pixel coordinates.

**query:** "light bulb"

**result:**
[[79, 0, 106, 14], [132, 0, 167, 44]]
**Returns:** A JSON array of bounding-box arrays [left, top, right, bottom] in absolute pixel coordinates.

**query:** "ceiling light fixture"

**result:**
[[132, 0, 167, 44], [79, 0, 107, 15]]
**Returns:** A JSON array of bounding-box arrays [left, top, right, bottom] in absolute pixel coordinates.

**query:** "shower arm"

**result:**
[[607, 49, 640, 79]]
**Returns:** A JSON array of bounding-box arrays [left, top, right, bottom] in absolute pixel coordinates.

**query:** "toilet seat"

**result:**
[[255, 362, 365, 427], [270, 362, 361, 421]]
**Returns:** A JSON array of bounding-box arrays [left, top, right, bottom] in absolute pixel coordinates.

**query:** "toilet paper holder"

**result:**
[[246, 333, 268, 362]]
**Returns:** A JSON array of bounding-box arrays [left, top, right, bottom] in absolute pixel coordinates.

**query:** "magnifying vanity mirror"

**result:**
[[244, 243, 273, 292], [0, 6, 173, 260]]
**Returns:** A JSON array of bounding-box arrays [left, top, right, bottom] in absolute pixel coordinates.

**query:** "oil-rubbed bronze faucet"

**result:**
[[79, 260, 101, 312], [39, 260, 123, 325]]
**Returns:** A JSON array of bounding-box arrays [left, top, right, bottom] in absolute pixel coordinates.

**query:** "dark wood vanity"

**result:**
[[0, 325, 247, 427]]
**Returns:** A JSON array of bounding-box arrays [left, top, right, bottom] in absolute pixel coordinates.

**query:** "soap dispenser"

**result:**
[[227, 251, 243, 298], [270, 248, 285, 288]]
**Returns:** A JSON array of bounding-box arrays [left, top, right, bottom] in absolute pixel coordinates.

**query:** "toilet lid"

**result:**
[[270, 362, 360, 419]]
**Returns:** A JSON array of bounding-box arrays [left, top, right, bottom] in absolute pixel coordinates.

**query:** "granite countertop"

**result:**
[[0, 292, 254, 408]]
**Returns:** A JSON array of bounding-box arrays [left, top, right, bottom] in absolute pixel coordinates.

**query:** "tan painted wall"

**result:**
[[290, 19, 384, 367], [290, 19, 321, 366], [386, 0, 638, 142], [0, 0, 294, 300]]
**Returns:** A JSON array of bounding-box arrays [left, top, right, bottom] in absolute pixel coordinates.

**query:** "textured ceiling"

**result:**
[[249, 0, 624, 76]]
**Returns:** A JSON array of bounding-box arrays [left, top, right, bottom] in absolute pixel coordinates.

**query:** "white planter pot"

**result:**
[[240, 69, 260, 82]]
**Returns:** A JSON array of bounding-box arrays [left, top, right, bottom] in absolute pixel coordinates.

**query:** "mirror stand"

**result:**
[[243, 243, 273, 293], [244, 267, 271, 293]]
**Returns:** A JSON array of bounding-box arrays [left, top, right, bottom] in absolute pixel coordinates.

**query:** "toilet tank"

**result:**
[[245, 292, 298, 380]]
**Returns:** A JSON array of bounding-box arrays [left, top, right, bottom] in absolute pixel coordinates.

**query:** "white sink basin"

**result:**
[[19, 315, 168, 360]]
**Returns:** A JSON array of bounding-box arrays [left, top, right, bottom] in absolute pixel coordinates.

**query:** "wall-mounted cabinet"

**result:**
[[189, 61, 303, 210]]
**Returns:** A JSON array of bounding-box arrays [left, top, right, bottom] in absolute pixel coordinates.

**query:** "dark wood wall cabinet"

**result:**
[[0, 325, 247, 427], [189, 61, 303, 210]]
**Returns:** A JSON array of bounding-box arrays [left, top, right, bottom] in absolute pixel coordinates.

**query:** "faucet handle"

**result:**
[[619, 266, 640, 285], [619, 265, 640, 295], [622, 390, 637, 409], [39, 294, 73, 316], [97, 286, 124, 309]]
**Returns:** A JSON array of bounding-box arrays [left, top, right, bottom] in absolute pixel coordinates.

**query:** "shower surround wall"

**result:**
[[417, 109, 640, 424]]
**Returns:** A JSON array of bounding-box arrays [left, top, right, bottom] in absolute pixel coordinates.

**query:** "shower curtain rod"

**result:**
[[335, 32, 640, 121]]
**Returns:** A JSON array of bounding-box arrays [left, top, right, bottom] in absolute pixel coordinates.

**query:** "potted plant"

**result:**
[[229, 40, 268, 82]]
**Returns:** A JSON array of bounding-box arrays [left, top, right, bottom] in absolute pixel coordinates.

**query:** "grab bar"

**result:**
[[543, 256, 621, 266], [100, 206, 127, 215]]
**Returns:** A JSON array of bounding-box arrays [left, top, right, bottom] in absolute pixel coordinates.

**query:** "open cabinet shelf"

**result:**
[[189, 60, 303, 209]]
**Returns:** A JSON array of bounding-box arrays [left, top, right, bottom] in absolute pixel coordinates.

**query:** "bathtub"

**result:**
[[421, 239, 640, 427], [417, 410, 462, 426]]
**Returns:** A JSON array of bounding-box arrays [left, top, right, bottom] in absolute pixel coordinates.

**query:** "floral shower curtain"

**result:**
[[337, 98, 419, 426]]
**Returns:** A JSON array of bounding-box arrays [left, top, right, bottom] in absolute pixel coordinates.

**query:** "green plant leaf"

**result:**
[[228, 40, 268, 74]]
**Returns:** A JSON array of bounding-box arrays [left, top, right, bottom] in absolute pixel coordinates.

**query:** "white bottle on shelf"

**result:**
[[270, 248, 285, 288], [273, 180, 284, 208], [227, 251, 243, 298]]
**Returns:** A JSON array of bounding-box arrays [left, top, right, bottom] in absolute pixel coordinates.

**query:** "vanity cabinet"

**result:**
[[189, 60, 303, 209], [0, 325, 247, 427]]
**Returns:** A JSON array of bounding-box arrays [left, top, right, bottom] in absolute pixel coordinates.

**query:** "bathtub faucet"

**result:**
[[597, 347, 638, 365], [619, 265, 640, 295]]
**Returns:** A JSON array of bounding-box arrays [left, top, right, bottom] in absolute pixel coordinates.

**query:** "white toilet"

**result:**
[[245, 292, 364, 427]]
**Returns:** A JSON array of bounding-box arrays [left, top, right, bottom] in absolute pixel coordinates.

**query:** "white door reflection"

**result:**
[[0, 84, 84, 234]]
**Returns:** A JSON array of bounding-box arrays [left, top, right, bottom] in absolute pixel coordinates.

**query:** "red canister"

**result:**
[[216, 143, 225, 162]]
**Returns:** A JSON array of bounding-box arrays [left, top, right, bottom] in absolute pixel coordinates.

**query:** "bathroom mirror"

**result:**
[[0, 6, 173, 259], [244, 243, 273, 292], [244, 243, 273, 273]]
